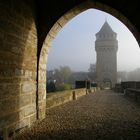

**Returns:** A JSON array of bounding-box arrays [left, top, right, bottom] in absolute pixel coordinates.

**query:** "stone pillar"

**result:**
[[0, 0, 38, 139]]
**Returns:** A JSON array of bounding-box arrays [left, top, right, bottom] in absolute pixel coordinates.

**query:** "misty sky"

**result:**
[[47, 9, 140, 72]]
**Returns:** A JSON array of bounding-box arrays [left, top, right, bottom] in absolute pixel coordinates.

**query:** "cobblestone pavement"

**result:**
[[13, 90, 140, 140]]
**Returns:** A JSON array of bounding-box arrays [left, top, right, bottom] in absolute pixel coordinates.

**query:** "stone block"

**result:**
[[0, 112, 19, 128], [24, 105, 36, 117], [5, 34, 25, 47], [19, 94, 32, 108], [64, 11, 75, 20], [15, 117, 30, 132], [24, 70, 33, 78], [51, 22, 61, 33], [38, 100, 46, 108], [43, 34, 54, 47], [0, 98, 18, 116], [22, 82, 36, 93], [29, 114, 37, 125], [57, 16, 68, 27], [39, 71, 46, 81], [18, 110, 25, 120], [31, 93, 36, 104], [39, 83, 46, 90], [3, 41, 24, 55], [11, 45, 24, 55], [48, 31, 55, 39], [39, 63, 47, 70], [15, 68, 24, 76], [0, 20, 22, 37], [38, 108, 46, 120], [38, 92, 46, 101], [0, 83, 21, 99]]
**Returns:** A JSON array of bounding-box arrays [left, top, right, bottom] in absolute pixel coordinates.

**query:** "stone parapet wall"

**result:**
[[89, 87, 101, 93], [46, 87, 99, 109], [121, 81, 140, 93], [46, 90, 73, 109]]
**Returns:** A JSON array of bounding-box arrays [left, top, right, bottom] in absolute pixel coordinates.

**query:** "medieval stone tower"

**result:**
[[95, 21, 118, 88]]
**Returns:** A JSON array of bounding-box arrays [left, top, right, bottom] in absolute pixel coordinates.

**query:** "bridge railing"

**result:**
[[46, 87, 100, 109], [125, 88, 140, 101], [115, 81, 140, 101]]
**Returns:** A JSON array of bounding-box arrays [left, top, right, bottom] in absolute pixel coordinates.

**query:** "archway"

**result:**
[[38, 0, 140, 119], [103, 78, 112, 89]]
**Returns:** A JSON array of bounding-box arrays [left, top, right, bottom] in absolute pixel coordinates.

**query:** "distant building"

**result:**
[[95, 21, 118, 88]]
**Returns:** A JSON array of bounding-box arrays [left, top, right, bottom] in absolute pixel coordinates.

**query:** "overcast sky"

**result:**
[[47, 9, 140, 72]]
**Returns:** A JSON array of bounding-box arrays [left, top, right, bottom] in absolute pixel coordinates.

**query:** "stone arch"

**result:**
[[103, 78, 112, 89], [38, 0, 140, 119]]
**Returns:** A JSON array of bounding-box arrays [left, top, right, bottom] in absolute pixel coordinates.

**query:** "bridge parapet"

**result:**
[[121, 81, 140, 93], [46, 87, 99, 109], [125, 88, 140, 101], [115, 81, 140, 101]]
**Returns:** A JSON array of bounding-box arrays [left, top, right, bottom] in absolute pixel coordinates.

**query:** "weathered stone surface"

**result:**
[[0, 98, 18, 116], [38, 107, 46, 120], [22, 82, 36, 93], [38, 92, 46, 101], [38, 83, 46, 90], [13, 90, 140, 140], [0, 83, 21, 99], [43, 34, 54, 48], [29, 114, 37, 125], [24, 105, 36, 117], [31, 94, 36, 104], [57, 16, 68, 27], [19, 94, 32, 108], [39, 71, 46, 81], [0, 0, 38, 138], [0, 112, 19, 128], [46, 88, 88, 109], [15, 117, 30, 132], [95, 21, 118, 88]]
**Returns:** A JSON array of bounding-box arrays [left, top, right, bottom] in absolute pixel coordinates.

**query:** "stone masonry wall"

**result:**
[[46, 88, 99, 109], [0, 0, 37, 139]]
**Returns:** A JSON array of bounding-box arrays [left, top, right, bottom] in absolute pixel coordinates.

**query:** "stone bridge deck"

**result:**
[[13, 90, 140, 140]]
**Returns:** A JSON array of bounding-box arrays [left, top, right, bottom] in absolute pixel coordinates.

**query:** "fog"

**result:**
[[47, 9, 140, 74]]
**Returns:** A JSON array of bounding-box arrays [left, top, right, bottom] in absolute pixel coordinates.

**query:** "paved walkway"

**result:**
[[13, 90, 140, 140]]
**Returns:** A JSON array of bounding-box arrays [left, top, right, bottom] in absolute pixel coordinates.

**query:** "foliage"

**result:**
[[54, 66, 72, 84], [47, 64, 98, 93], [56, 84, 71, 91], [47, 81, 56, 93], [88, 63, 96, 82]]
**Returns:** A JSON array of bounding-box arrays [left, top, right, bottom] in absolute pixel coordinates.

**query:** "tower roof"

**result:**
[[96, 21, 116, 35]]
